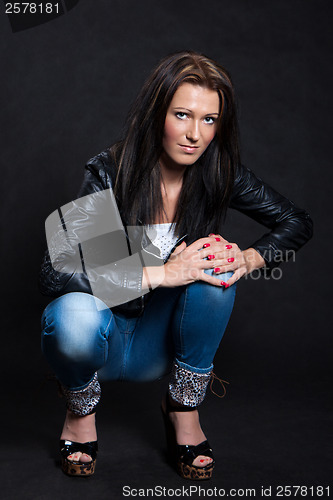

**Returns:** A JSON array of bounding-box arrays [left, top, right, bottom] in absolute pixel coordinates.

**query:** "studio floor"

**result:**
[[2, 367, 332, 500]]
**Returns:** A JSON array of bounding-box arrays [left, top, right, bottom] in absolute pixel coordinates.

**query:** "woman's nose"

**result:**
[[186, 121, 200, 142]]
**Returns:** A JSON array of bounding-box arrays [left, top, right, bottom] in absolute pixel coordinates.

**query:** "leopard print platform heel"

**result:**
[[60, 440, 98, 477], [163, 360, 220, 480], [58, 373, 101, 477], [161, 400, 215, 480]]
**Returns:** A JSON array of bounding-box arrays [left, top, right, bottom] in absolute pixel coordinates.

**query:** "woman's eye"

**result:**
[[204, 117, 215, 124], [176, 112, 187, 120]]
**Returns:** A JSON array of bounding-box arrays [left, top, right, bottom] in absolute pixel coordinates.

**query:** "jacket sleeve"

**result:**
[[39, 155, 163, 307], [38, 166, 105, 298], [229, 164, 313, 270]]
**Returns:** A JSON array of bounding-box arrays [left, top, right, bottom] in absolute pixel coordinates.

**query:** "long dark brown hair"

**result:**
[[110, 50, 240, 244]]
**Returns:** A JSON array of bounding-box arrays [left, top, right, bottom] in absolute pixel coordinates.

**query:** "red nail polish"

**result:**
[[203, 243, 210, 248], [224, 283, 230, 288], [228, 257, 234, 263], [221, 281, 227, 286], [208, 255, 215, 260], [215, 237, 221, 241], [208, 233, 215, 236], [214, 267, 220, 273], [200, 459, 205, 463], [226, 244, 232, 249]]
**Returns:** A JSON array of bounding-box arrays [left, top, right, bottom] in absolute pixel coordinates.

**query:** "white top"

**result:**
[[145, 223, 178, 260]]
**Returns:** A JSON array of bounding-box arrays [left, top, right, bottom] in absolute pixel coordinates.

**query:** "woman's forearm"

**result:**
[[142, 266, 166, 290], [242, 247, 266, 274]]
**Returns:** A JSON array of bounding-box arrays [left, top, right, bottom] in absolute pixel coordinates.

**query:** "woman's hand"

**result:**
[[162, 239, 225, 287], [202, 234, 266, 287]]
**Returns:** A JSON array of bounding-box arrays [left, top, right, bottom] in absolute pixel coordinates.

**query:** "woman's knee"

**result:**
[[41, 292, 111, 361], [197, 269, 237, 304]]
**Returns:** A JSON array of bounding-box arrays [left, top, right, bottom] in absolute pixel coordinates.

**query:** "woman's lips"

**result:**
[[179, 145, 199, 153]]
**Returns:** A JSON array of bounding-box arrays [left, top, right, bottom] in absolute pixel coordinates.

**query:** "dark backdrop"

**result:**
[[1, 1, 332, 498]]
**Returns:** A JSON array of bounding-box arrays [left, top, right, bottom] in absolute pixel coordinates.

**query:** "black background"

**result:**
[[1, 1, 332, 498]]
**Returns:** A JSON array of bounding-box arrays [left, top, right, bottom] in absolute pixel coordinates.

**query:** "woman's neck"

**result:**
[[159, 153, 186, 187], [155, 157, 185, 224]]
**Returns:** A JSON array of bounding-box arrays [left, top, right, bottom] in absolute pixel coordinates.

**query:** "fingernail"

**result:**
[[226, 244, 232, 249], [208, 255, 215, 260], [221, 281, 230, 288], [203, 243, 210, 248], [200, 459, 205, 463], [227, 257, 234, 263], [214, 267, 220, 273], [208, 233, 215, 236], [215, 237, 221, 241]]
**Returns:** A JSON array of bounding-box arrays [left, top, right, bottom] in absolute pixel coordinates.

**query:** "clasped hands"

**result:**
[[161, 234, 265, 288]]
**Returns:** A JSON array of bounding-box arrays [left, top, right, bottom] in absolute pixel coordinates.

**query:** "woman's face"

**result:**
[[161, 82, 220, 169]]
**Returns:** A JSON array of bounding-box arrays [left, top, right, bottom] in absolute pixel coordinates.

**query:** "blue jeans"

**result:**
[[41, 271, 236, 391]]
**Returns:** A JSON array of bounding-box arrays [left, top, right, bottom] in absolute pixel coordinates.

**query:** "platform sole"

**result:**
[[177, 460, 214, 480], [61, 458, 96, 477]]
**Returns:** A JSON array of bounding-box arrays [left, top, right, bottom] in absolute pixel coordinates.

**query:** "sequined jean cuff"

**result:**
[[60, 372, 101, 416], [168, 360, 212, 408]]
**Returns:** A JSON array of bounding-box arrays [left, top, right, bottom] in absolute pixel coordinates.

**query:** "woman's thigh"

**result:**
[[40, 290, 179, 385], [102, 286, 185, 382], [41, 292, 124, 387]]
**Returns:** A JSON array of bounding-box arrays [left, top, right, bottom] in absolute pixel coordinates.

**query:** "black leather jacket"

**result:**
[[39, 149, 313, 315]]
